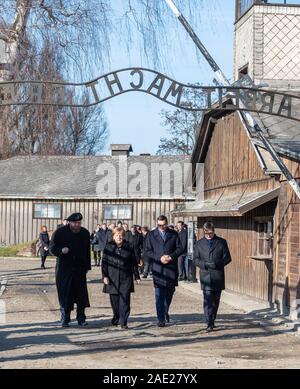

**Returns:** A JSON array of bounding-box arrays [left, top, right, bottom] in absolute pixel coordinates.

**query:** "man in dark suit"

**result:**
[[93, 223, 110, 266], [91, 224, 101, 266], [145, 215, 183, 327], [193, 221, 231, 332], [128, 225, 143, 271], [123, 223, 132, 242], [177, 221, 188, 281], [57, 219, 68, 229]]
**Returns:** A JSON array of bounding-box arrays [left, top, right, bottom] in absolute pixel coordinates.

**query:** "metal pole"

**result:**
[[164, 0, 300, 200]]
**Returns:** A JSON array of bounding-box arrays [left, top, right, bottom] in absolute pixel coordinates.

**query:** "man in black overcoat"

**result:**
[[123, 223, 132, 242], [193, 221, 231, 332], [91, 224, 101, 266], [145, 215, 183, 327], [128, 225, 143, 268], [57, 219, 68, 229], [177, 221, 188, 281], [141, 226, 152, 278], [49, 213, 91, 327], [93, 223, 110, 266]]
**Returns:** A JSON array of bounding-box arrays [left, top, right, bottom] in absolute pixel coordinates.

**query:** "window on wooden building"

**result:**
[[103, 204, 132, 220], [254, 220, 273, 258], [33, 203, 62, 219]]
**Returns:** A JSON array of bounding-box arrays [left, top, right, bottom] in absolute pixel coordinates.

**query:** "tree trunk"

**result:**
[[0, 0, 32, 81]]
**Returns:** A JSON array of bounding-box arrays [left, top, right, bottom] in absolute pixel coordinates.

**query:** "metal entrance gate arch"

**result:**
[[0, 67, 300, 123]]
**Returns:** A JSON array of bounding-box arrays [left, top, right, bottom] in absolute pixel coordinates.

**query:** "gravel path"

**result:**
[[0, 258, 300, 369]]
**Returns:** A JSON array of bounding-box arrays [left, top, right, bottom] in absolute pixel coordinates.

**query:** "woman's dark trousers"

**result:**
[[109, 293, 131, 326]]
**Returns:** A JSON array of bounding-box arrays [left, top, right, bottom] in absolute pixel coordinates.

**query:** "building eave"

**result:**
[[0, 195, 196, 201], [172, 188, 280, 218]]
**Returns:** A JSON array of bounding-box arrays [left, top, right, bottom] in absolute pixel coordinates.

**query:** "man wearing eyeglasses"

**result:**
[[145, 215, 183, 327], [193, 221, 231, 332]]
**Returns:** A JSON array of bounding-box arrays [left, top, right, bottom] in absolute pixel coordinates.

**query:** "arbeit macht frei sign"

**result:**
[[0, 67, 299, 122]]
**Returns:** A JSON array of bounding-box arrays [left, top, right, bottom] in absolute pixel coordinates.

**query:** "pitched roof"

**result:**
[[192, 99, 300, 177], [172, 188, 280, 217], [249, 112, 300, 161], [0, 155, 194, 200]]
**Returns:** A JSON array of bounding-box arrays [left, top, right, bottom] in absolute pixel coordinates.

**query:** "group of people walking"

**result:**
[[89, 220, 197, 282], [43, 213, 232, 332]]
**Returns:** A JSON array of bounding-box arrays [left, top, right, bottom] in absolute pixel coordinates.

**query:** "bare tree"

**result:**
[[0, 0, 216, 81], [157, 86, 204, 155], [58, 92, 108, 156], [0, 38, 108, 158], [0, 0, 216, 158], [156, 108, 200, 155]]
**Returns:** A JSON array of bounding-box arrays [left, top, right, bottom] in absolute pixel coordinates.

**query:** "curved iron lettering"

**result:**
[[0, 67, 300, 122]]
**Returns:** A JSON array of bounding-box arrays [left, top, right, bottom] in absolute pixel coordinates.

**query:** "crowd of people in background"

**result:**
[[88, 220, 196, 282], [39, 219, 197, 282]]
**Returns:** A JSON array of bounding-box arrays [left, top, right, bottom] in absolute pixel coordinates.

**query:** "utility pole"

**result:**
[[164, 0, 300, 200]]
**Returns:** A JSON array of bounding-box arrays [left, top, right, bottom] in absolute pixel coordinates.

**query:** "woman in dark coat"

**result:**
[[39, 226, 50, 269], [102, 227, 140, 329]]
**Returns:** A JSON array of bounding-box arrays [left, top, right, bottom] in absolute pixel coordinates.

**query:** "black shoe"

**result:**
[[61, 321, 69, 328], [158, 321, 166, 327], [142, 274, 148, 279], [111, 319, 119, 326], [178, 276, 184, 281], [206, 325, 214, 333], [121, 325, 128, 330], [166, 314, 170, 323], [78, 321, 88, 326]]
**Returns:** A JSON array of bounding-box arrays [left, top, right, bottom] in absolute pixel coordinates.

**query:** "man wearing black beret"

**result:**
[[49, 213, 91, 327]]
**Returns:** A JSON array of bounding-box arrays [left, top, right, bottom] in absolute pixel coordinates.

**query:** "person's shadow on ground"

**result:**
[[0, 309, 296, 364]]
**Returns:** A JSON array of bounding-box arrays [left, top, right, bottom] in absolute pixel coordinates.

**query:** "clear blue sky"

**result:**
[[103, 0, 236, 155]]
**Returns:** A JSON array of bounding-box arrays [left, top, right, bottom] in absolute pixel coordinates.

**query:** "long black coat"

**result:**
[[107, 229, 113, 243], [193, 236, 231, 291], [141, 233, 151, 262], [49, 225, 91, 310], [102, 241, 140, 296], [145, 228, 183, 288], [178, 228, 188, 256], [93, 229, 110, 251], [124, 230, 132, 243], [90, 231, 96, 251], [39, 232, 50, 256], [127, 232, 143, 261]]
